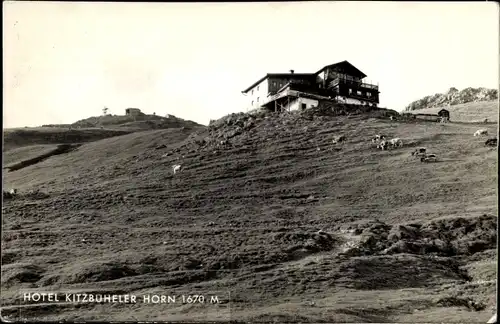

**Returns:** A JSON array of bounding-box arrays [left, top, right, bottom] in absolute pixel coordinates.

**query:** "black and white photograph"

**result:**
[[2, 1, 498, 322]]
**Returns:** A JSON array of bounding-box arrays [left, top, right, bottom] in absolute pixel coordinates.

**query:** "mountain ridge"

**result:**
[[405, 87, 498, 111]]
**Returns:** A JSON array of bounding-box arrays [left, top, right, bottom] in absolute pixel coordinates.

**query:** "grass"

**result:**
[[3, 113, 203, 152], [412, 100, 499, 123], [1, 109, 497, 322], [2, 127, 133, 151]]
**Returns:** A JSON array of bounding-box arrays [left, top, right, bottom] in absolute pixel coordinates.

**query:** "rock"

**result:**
[[405, 87, 498, 111], [387, 225, 419, 242]]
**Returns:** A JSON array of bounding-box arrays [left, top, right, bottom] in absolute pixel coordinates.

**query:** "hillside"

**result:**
[[71, 113, 201, 130], [2, 127, 133, 152], [3, 113, 202, 148], [405, 87, 498, 111], [407, 100, 499, 123], [1, 105, 498, 322]]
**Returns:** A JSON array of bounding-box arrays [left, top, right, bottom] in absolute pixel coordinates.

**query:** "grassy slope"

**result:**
[[1, 113, 498, 322], [3, 113, 203, 152], [2, 145, 60, 166], [2, 114, 204, 176], [412, 100, 499, 123], [2, 127, 134, 152]]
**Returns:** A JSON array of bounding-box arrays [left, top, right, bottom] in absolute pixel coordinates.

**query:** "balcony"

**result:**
[[328, 78, 379, 91]]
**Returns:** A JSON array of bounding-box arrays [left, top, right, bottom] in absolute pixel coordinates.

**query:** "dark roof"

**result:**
[[242, 73, 315, 94], [409, 107, 451, 115], [241, 60, 368, 93], [315, 60, 367, 78], [414, 113, 440, 117]]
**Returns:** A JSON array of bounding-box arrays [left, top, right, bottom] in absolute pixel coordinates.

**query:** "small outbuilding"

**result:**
[[125, 108, 142, 116], [407, 107, 451, 122], [437, 109, 450, 119]]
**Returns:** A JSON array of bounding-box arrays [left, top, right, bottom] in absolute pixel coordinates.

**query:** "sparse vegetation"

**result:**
[[410, 100, 499, 123], [405, 87, 498, 111], [1, 104, 497, 322]]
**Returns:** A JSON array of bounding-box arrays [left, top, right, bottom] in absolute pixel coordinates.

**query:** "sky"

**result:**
[[3, 1, 499, 128]]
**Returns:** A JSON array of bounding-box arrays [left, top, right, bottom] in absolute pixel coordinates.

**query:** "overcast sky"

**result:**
[[3, 1, 499, 128]]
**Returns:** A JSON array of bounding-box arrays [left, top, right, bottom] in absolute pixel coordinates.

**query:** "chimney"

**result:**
[[290, 69, 294, 74]]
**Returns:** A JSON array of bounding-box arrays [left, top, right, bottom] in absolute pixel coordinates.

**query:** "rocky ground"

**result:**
[[1, 104, 498, 322], [405, 87, 498, 111]]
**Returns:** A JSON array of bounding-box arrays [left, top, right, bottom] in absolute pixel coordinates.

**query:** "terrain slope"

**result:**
[[1, 106, 498, 322], [3, 113, 201, 151], [410, 100, 499, 123], [405, 87, 498, 111]]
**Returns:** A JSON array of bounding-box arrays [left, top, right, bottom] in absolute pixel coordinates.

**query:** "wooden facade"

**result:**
[[438, 109, 450, 119], [242, 60, 380, 110], [414, 114, 441, 122], [315, 61, 379, 105], [407, 108, 451, 122], [267, 74, 317, 95]]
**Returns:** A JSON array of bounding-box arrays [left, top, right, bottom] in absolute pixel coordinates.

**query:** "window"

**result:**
[[257, 97, 259, 102], [357, 90, 362, 96], [272, 81, 277, 87], [251, 90, 254, 95], [348, 88, 353, 95], [257, 86, 259, 91], [367, 92, 372, 97], [251, 100, 254, 105], [301, 103, 307, 111]]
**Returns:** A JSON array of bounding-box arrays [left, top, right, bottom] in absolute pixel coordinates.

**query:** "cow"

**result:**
[[420, 154, 437, 163], [485, 138, 497, 147], [377, 140, 389, 150], [389, 138, 403, 148], [332, 135, 346, 144], [474, 129, 488, 136], [371, 135, 386, 143], [411, 147, 427, 156], [172, 164, 182, 174]]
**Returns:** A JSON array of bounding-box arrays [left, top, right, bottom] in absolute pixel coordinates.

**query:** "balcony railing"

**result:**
[[328, 78, 379, 91]]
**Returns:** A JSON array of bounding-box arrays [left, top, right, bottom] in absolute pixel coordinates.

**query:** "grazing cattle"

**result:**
[[389, 138, 403, 148], [332, 135, 346, 144], [371, 135, 386, 143], [474, 129, 488, 136], [420, 154, 437, 163], [485, 138, 498, 147], [411, 147, 427, 156], [172, 164, 182, 174], [377, 140, 389, 150], [3, 189, 17, 199]]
